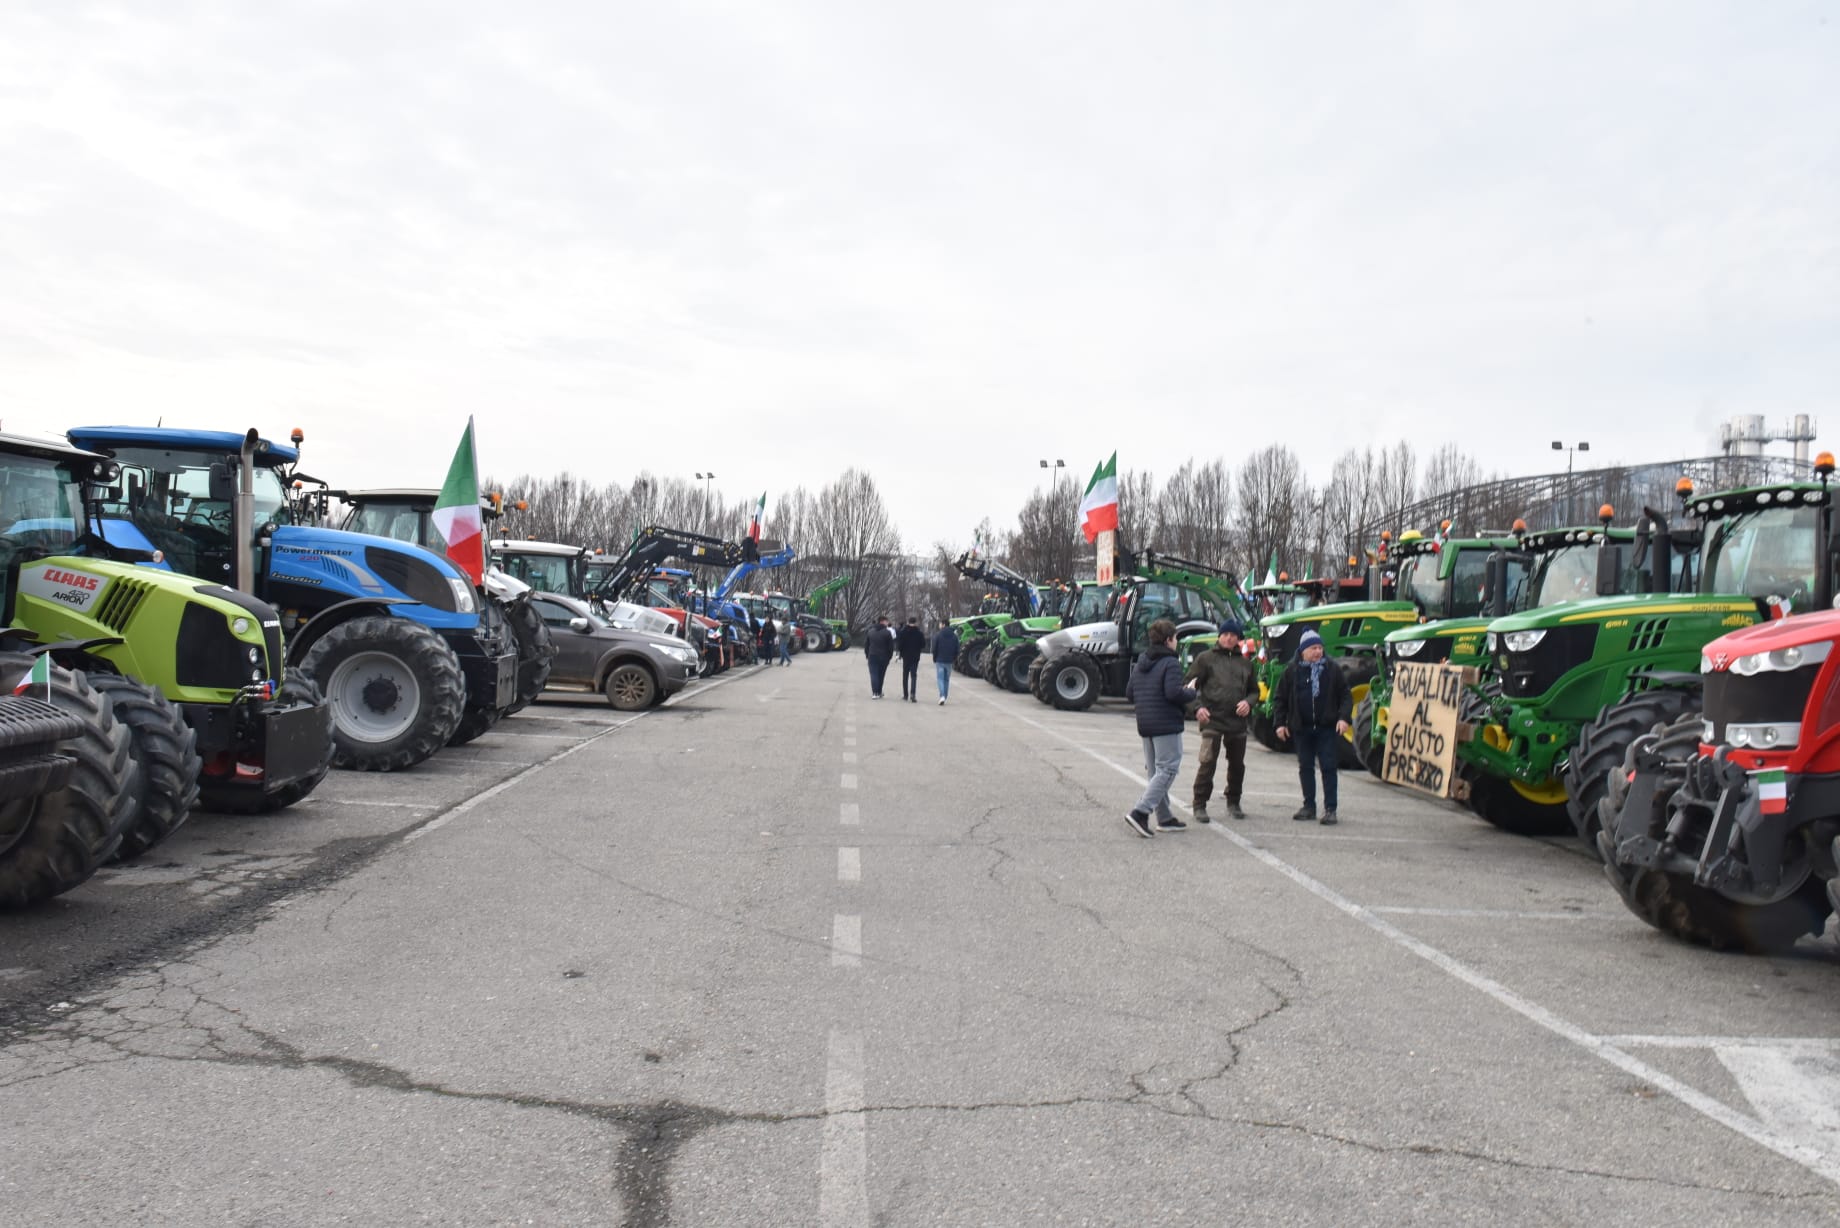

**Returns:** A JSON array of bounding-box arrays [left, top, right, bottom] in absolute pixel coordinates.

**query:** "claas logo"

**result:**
[[41, 568, 98, 591]]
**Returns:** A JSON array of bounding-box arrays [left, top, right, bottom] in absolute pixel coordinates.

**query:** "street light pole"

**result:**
[[695, 471, 716, 532], [1038, 459, 1066, 575], [1550, 442, 1589, 523]]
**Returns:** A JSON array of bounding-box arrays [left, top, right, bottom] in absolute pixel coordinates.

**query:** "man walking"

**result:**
[[895, 615, 926, 702], [864, 615, 895, 699], [930, 619, 959, 704], [777, 620, 794, 666], [757, 614, 777, 667], [1272, 629, 1353, 825], [1123, 619, 1197, 838], [1186, 621, 1256, 822]]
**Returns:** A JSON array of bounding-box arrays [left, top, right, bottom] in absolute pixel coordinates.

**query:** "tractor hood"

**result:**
[[1261, 600, 1412, 632], [1037, 621, 1119, 660], [1700, 609, 1840, 663], [1488, 592, 1760, 635], [267, 525, 480, 630]]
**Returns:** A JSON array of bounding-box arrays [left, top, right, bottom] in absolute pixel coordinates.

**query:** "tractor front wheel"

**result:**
[[503, 598, 557, 715], [1564, 688, 1700, 856], [89, 673, 201, 860], [1352, 691, 1386, 780], [302, 616, 466, 772], [1045, 656, 1100, 712], [998, 643, 1039, 693]]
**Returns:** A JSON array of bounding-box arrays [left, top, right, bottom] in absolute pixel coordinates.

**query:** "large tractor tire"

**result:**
[[1458, 681, 1570, 837], [956, 637, 987, 677], [982, 641, 1004, 686], [1027, 655, 1050, 702], [1334, 658, 1378, 771], [1599, 714, 1831, 953], [0, 654, 134, 908], [89, 674, 201, 861], [301, 615, 466, 772], [1045, 656, 1101, 712], [1563, 688, 1699, 856], [446, 702, 501, 747], [997, 642, 1039, 694], [503, 598, 556, 715], [1352, 691, 1386, 781], [199, 667, 334, 815], [603, 662, 659, 712]]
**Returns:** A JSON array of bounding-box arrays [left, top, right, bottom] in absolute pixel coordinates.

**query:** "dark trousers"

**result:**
[[868, 656, 890, 696], [1294, 726, 1339, 812], [900, 658, 919, 697], [1193, 729, 1247, 807]]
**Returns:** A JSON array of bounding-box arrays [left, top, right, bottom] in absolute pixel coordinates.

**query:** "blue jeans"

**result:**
[[1135, 733, 1184, 820], [1294, 726, 1340, 812], [935, 662, 952, 698], [779, 637, 792, 664]]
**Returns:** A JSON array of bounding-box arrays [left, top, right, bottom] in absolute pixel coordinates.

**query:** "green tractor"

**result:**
[[948, 554, 1040, 678], [1027, 551, 1248, 711], [1253, 535, 1512, 765], [804, 575, 852, 650], [1457, 471, 1821, 843], [0, 433, 333, 855], [984, 580, 1115, 692], [1354, 516, 1641, 777]]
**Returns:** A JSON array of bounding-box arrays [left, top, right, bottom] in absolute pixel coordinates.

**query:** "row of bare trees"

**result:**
[[485, 468, 911, 631]]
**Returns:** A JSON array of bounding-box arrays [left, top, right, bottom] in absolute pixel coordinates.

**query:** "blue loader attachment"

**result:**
[[67, 426, 518, 772]]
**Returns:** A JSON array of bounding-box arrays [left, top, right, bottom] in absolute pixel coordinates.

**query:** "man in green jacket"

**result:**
[[1186, 621, 1257, 823]]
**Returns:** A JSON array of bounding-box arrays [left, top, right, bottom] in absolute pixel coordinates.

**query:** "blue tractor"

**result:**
[[65, 427, 518, 772]]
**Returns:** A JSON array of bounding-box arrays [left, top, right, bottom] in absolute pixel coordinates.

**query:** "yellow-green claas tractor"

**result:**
[[0, 433, 332, 859]]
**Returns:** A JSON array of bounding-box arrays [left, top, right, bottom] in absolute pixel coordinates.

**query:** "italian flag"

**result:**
[[12, 653, 49, 697], [1263, 550, 1278, 586], [749, 492, 766, 543], [431, 418, 485, 587], [1078, 452, 1118, 544], [1754, 767, 1788, 815]]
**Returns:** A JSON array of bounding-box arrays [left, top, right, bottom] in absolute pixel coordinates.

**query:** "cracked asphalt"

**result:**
[[3, 654, 1840, 1225]]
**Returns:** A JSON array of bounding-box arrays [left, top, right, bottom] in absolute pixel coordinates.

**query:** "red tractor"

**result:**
[[1600, 609, 1840, 952]]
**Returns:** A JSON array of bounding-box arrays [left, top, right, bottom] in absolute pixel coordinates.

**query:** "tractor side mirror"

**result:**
[[569, 617, 591, 634], [208, 461, 236, 503]]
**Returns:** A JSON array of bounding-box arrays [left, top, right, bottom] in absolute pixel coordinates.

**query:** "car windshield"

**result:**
[[0, 454, 86, 600], [1704, 503, 1822, 607]]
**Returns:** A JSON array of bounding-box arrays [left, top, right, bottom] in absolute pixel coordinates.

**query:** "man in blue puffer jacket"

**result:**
[[1123, 619, 1198, 838]]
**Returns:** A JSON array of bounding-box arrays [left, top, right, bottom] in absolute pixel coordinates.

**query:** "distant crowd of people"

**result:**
[[861, 614, 958, 704]]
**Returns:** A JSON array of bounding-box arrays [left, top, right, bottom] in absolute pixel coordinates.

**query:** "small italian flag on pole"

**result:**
[[12, 653, 49, 698], [431, 417, 485, 587], [1078, 452, 1119, 544], [748, 492, 766, 543], [1754, 767, 1789, 815], [1263, 550, 1279, 586]]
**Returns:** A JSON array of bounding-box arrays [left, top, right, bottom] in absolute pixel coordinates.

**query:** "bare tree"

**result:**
[[1235, 445, 1309, 579]]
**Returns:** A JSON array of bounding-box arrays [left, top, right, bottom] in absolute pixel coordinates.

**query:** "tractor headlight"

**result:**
[[446, 577, 476, 614], [1486, 633, 1498, 653], [1392, 639, 1427, 658], [1726, 722, 1801, 749], [1502, 630, 1547, 653], [232, 617, 251, 636], [1730, 642, 1831, 675], [1265, 623, 1290, 638], [247, 647, 261, 664]]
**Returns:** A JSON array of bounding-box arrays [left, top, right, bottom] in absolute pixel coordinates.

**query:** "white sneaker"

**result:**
[[938, 697, 945, 705]]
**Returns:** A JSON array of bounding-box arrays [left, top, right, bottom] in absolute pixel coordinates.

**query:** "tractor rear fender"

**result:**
[[285, 598, 410, 664]]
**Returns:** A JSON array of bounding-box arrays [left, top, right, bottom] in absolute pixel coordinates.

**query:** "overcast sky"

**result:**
[[1, 2, 1834, 549]]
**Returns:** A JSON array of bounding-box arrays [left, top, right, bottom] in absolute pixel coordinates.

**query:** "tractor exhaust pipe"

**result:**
[[1639, 505, 1672, 595], [236, 429, 260, 595]]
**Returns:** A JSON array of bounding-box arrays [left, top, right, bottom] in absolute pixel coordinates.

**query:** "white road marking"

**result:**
[[1370, 906, 1618, 921], [840, 803, 860, 826], [844, 737, 857, 747], [842, 752, 858, 764], [831, 915, 861, 967], [838, 848, 860, 883], [840, 774, 858, 790], [1605, 1035, 1840, 1051], [971, 688, 1840, 1188], [295, 798, 428, 809], [1717, 1046, 1840, 1165], [819, 1029, 869, 1226], [1249, 832, 1446, 844], [405, 668, 754, 846]]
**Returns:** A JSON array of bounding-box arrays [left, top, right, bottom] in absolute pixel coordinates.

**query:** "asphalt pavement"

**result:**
[[3, 651, 1839, 1226]]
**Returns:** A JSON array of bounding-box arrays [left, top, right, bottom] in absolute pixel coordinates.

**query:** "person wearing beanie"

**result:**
[[1184, 620, 1257, 822], [1272, 627, 1354, 825]]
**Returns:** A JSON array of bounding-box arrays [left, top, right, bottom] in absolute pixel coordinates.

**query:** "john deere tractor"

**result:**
[[1253, 536, 1512, 766], [1028, 551, 1247, 711], [1458, 470, 1824, 843], [0, 432, 332, 841], [1355, 517, 1641, 778], [68, 426, 515, 773]]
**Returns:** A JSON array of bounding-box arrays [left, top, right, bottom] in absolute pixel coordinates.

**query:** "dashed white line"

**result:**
[[819, 1029, 869, 1226], [844, 737, 857, 747], [840, 774, 858, 790], [839, 803, 860, 826], [838, 848, 861, 883], [842, 752, 858, 764], [831, 915, 862, 967], [970, 688, 1840, 1189]]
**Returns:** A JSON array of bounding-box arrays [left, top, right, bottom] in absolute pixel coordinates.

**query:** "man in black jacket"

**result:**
[[864, 615, 895, 699], [1186, 621, 1256, 822], [1272, 629, 1353, 825], [930, 619, 960, 704], [895, 615, 926, 702], [1122, 619, 1198, 838]]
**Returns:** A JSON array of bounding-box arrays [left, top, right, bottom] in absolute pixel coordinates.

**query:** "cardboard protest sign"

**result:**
[[1381, 662, 1474, 799]]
